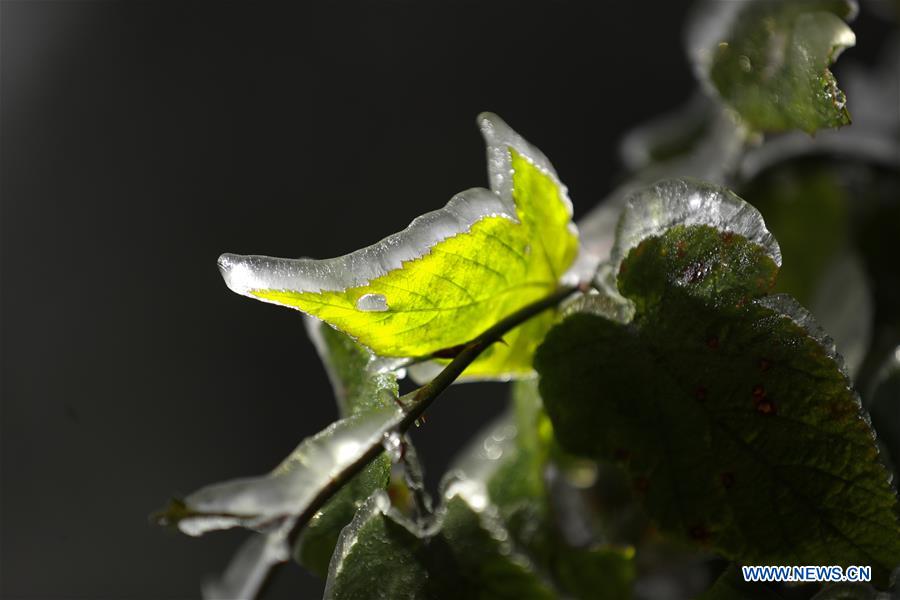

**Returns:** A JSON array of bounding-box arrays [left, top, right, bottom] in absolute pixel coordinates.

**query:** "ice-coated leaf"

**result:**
[[159, 404, 402, 537], [609, 178, 782, 282], [686, 0, 857, 134], [323, 492, 433, 599], [154, 403, 404, 598], [294, 320, 397, 575], [218, 113, 579, 380], [324, 488, 559, 600], [740, 36, 900, 179], [304, 317, 399, 417], [535, 180, 900, 583]]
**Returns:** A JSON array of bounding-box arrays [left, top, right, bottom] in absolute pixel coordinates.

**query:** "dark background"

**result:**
[[1, 2, 893, 598]]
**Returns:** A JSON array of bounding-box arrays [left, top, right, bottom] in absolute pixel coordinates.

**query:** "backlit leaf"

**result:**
[[218, 113, 579, 380]]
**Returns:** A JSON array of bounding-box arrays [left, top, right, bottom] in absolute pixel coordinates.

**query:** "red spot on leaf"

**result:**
[[706, 336, 720, 350]]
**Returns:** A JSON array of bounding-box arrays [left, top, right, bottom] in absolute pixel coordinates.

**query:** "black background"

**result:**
[[1, 2, 892, 598]]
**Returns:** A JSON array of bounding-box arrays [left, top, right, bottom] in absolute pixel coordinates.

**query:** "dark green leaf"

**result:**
[[323, 490, 559, 599], [688, 0, 857, 133], [535, 181, 900, 583], [295, 321, 399, 575], [324, 493, 432, 599]]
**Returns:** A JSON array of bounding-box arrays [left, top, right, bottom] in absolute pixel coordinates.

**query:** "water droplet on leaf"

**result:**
[[356, 293, 389, 312]]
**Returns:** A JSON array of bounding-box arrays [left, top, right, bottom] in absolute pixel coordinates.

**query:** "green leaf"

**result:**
[[324, 490, 559, 599], [218, 113, 579, 380], [687, 0, 857, 133], [324, 492, 433, 599], [295, 453, 391, 577], [535, 179, 900, 583], [285, 320, 399, 575], [305, 318, 400, 417]]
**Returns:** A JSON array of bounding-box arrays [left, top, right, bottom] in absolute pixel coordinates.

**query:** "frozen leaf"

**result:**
[[323, 492, 433, 600], [324, 488, 559, 599], [609, 178, 781, 284], [201, 525, 291, 600], [740, 36, 900, 179], [157, 405, 403, 537], [218, 113, 579, 380], [687, 0, 857, 134], [535, 179, 900, 583], [294, 320, 397, 575], [303, 317, 399, 417], [154, 403, 404, 598]]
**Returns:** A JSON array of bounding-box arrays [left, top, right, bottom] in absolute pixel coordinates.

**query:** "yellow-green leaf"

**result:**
[[218, 113, 579, 379]]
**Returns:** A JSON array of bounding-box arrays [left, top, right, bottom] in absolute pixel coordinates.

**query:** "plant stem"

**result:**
[[280, 284, 578, 572]]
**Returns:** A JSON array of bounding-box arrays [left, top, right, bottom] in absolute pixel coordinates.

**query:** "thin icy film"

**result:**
[[175, 404, 403, 537], [755, 293, 852, 381], [609, 177, 782, 277], [202, 524, 291, 600], [218, 112, 571, 303]]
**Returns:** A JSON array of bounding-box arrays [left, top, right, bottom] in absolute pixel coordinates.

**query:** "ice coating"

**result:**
[[202, 526, 290, 600], [323, 491, 431, 599], [740, 39, 900, 179], [218, 112, 562, 301], [562, 290, 635, 325], [218, 187, 512, 299], [684, 0, 743, 96], [176, 404, 404, 537], [755, 293, 851, 381], [683, 0, 859, 105], [477, 111, 572, 218], [610, 178, 782, 276]]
